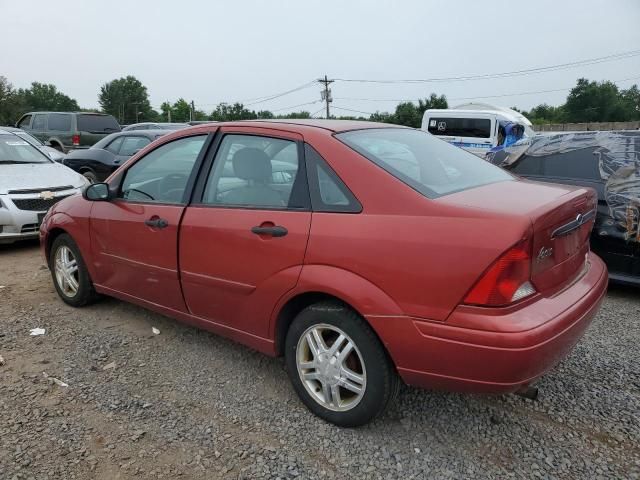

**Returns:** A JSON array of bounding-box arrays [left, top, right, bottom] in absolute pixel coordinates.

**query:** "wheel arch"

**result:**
[[272, 265, 404, 357]]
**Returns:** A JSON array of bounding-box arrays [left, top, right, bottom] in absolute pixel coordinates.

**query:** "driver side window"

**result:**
[[119, 135, 206, 204]]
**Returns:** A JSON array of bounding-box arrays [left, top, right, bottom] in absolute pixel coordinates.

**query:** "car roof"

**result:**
[[22, 111, 111, 116], [186, 119, 408, 133], [0, 126, 20, 133]]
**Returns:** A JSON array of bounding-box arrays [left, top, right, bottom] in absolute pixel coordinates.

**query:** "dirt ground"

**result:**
[[1, 240, 639, 479]]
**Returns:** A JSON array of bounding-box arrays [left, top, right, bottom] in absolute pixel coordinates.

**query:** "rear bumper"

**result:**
[[367, 253, 608, 393]]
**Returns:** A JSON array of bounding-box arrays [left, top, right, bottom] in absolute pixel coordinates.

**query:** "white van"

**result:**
[[421, 103, 534, 157]]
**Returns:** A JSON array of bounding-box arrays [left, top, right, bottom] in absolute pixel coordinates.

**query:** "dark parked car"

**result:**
[[41, 120, 606, 426], [122, 122, 188, 131], [16, 112, 121, 153], [487, 130, 640, 285], [63, 130, 169, 182]]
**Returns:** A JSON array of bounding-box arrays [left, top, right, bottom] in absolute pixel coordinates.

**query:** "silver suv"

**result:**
[[0, 128, 88, 244]]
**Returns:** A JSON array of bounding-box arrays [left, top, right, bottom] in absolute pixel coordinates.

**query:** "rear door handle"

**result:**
[[251, 225, 288, 237], [145, 217, 168, 229]]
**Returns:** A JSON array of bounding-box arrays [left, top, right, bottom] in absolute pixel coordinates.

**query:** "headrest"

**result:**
[[232, 148, 272, 182]]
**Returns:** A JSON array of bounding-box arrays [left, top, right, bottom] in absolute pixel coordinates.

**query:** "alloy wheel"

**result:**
[[54, 245, 79, 298], [296, 324, 367, 412]]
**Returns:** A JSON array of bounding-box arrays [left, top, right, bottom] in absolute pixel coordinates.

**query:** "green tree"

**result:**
[[620, 85, 640, 120], [369, 111, 394, 123], [564, 78, 626, 123], [0, 76, 27, 125], [210, 103, 257, 121], [18, 82, 79, 112], [523, 103, 566, 124], [99, 76, 157, 124], [257, 110, 274, 119], [276, 111, 311, 119], [417, 93, 448, 115]]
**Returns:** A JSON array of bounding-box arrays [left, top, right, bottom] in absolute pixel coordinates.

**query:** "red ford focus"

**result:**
[[40, 120, 607, 426]]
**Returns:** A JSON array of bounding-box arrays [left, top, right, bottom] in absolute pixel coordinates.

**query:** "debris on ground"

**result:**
[[151, 327, 160, 335], [29, 327, 46, 336], [42, 371, 68, 387], [102, 361, 116, 371], [0, 354, 5, 366]]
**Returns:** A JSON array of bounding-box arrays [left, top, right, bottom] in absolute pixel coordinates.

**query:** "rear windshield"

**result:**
[[77, 114, 120, 133], [427, 117, 491, 138], [337, 128, 512, 198], [0, 134, 50, 163]]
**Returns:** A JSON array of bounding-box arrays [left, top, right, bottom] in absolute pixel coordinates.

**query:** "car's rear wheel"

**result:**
[[50, 234, 98, 307], [285, 302, 399, 427]]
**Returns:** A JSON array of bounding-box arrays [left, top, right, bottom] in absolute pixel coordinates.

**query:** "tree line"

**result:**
[[1, 75, 638, 128]]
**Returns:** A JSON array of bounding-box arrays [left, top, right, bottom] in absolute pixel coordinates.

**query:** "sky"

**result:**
[[1, 0, 640, 117]]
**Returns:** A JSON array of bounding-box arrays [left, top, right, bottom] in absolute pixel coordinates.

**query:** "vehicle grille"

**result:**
[[21, 223, 39, 233], [12, 195, 70, 212], [8, 185, 74, 194]]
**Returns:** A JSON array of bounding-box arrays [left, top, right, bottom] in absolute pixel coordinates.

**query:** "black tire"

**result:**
[[82, 170, 98, 183], [285, 301, 399, 427], [49, 233, 98, 307]]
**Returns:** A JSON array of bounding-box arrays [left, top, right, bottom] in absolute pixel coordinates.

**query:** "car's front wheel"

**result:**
[[285, 302, 399, 427], [49, 234, 98, 307], [82, 170, 98, 183]]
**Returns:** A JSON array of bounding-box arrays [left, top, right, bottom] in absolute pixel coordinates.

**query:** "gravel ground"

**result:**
[[0, 240, 639, 480]]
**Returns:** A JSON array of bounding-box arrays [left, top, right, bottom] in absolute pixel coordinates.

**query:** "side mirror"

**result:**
[[83, 182, 110, 201]]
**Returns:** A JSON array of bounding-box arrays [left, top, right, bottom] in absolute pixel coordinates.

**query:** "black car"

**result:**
[[488, 130, 640, 285], [63, 130, 170, 182]]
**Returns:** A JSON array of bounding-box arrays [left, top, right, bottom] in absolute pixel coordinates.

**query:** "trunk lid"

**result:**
[[438, 179, 597, 294], [529, 187, 596, 292]]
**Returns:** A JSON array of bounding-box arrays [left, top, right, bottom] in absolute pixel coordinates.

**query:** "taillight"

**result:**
[[463, 238, 536, 307], [72, 134, 80, 146]]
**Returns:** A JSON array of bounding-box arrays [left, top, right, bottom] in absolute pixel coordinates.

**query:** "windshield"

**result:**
[[337, 128, 513, 198], [15, 131, 44, 147], [77, 114, 121, 133], [0, 134, 51, 163]]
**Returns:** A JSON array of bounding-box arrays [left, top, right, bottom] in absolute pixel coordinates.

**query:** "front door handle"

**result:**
[[251, 225, 288, 237], [145, 217, 168, 229]]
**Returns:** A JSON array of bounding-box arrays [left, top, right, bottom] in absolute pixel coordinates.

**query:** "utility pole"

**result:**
[[318, 75, 334, 119], [167, 101, 171, 122], [190, 100, 196, 122]]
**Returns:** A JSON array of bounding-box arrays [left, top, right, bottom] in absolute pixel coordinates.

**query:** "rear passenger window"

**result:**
[[427, 117, 491, 138], [48, 114, 71, 131], [304, 144, 361, 213], [510, 155, 543, 176], [202, 134, 309, 210], [542, 152, 601, 181], [32, 114, 46, 131], [105, 137, 124, 154], [120, 136, 150, 156]]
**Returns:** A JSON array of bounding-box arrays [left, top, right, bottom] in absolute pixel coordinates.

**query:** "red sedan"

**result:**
[[40, 120, 608, 426]]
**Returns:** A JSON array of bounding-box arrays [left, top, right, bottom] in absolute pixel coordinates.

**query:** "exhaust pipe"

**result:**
[[514, 385, 538, 400]]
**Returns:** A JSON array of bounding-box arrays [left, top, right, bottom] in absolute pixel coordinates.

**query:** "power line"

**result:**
[[270, 100, 322, 112], [333, 74, 640, 104], [193, 80, 317, 108], [310, 106, 326, 118], [332, 106, 375, 116], [334, 49, 640, 84]]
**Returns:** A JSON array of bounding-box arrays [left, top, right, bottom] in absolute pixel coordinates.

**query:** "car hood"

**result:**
[[0, 162, 86, 194], [40, 146, 65, 162]]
